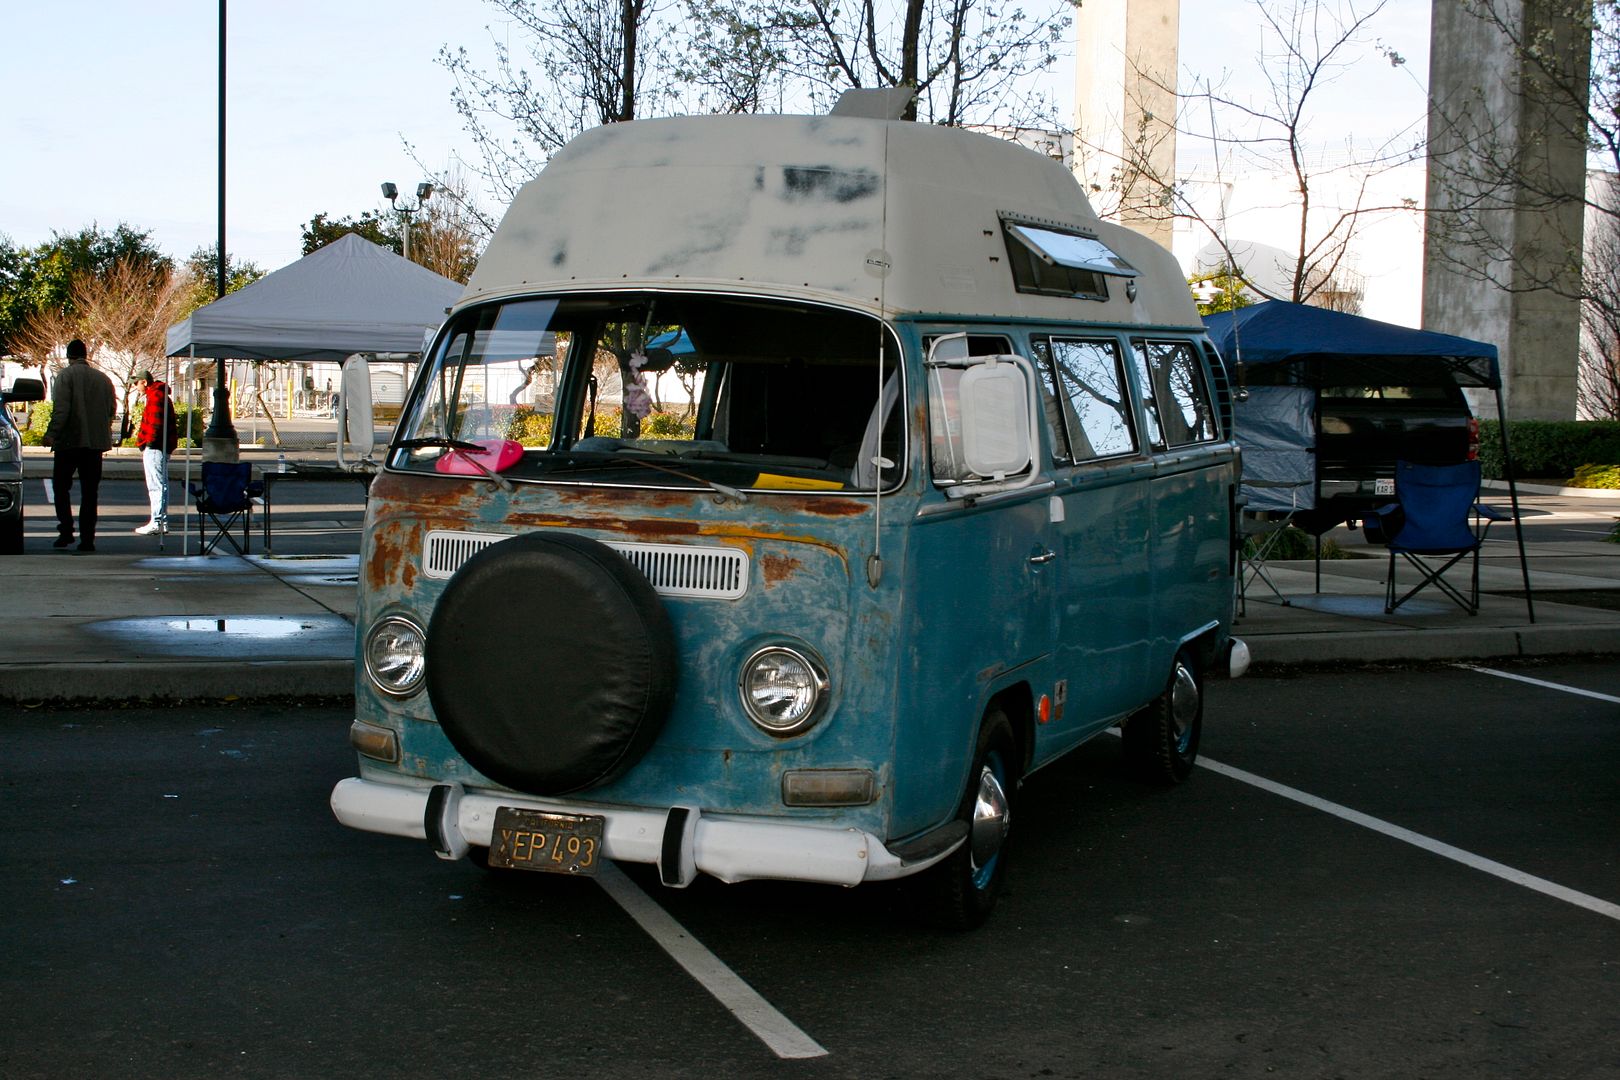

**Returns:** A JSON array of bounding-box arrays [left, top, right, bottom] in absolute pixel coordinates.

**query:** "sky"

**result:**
[[2, 0, 1435, 277]]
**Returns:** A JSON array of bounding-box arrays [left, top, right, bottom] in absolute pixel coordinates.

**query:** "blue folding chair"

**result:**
[[189, 462, 264, 555], [1367, 460, 1510, 616]]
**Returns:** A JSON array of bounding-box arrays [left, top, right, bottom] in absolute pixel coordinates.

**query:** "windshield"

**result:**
[[393, 292, 904, 493]]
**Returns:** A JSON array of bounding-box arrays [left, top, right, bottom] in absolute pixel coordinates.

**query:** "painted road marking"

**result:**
[[596, 861, 828, 1060], [1198, 756, 1620, 923], [1462, 665, 1620, 705]]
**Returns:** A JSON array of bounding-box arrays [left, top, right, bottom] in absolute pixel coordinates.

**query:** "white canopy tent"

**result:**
[[166, 233, 463, 361], [161, 234, 464, 553]]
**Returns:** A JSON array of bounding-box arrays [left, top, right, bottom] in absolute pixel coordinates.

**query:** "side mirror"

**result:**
[[927, 343, 1041, 498], [1, 377, 45, 404], [336, 353, 376, 468], [958, 360, 1032, 478]]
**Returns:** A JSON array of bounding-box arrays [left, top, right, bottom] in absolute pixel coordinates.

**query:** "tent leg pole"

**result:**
[[1496, 391, 1534, 624]]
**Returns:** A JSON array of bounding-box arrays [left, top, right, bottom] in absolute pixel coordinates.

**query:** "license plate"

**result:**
[[487, 807, 604, 875], [1374, 478, 1395, 496]]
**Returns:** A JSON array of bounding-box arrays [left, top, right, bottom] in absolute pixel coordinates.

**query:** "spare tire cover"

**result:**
[[426, 532, 677, 795]]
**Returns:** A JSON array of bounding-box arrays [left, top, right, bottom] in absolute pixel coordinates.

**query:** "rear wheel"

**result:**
[[914, 709, 1016, 931], [1122, 651, 1202, 785]]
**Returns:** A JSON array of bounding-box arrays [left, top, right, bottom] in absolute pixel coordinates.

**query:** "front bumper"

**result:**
[[330, 776, 948, 888]]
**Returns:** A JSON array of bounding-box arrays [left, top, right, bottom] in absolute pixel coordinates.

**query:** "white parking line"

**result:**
[[1198, 756, 1620, 923], [596, 861, 828, 1060], [1461, 665, 1620, 705]]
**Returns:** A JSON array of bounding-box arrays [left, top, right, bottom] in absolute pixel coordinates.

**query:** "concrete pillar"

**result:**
[[1074, 0, 1180, 249], [1423, 0, 1591, 420]]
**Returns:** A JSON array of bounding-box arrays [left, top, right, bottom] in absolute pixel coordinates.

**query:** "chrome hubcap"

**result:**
[[969, 764, 1011, 872], [1169, 662, 1200, 752]]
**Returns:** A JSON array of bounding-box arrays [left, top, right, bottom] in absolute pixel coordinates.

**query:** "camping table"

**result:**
[[260, 465, 375, 553]]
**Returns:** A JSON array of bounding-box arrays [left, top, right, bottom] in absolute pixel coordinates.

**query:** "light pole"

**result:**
[[382, 181, 434, 263]]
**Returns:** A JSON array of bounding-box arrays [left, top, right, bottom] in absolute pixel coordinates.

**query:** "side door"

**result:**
[[898, 331, 1057, 835], [1031, 334, 1156, 745], [1126, 337, 1235, 672]]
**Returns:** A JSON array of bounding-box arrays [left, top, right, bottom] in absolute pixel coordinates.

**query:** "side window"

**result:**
[[924, 333, 1015, 486], [1036, 336, 1138, 462], [1134, 340, 1218, 446], [1126, 343, 1167, 450]]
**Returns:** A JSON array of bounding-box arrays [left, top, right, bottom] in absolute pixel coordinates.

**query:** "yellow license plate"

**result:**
[[487, 807, 604, 875]]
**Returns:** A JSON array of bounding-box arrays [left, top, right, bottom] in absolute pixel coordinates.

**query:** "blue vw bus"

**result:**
[[331, 109, 1248, 928]]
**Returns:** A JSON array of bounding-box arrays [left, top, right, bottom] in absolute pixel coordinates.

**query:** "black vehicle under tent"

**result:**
[[1203, 301, 1533, 619]]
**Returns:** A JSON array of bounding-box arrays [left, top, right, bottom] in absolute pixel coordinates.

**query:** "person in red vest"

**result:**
[[133, 369, 180, 536]]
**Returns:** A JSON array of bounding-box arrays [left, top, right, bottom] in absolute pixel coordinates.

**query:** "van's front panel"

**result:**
[[339, 289, 936, 884], [357, 475, 907, 827]]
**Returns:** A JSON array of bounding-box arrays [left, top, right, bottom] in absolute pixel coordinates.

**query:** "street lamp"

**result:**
[[382, 181, 434, 264]]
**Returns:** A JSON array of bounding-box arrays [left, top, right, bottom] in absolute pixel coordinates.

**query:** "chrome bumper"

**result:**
[[330, 776, 949, 888]]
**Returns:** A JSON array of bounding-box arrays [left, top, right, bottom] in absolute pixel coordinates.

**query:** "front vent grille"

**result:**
[[422, 531, 749, 600]]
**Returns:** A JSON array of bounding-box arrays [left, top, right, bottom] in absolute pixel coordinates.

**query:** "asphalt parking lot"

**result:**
[[3, 657, 1616, 1079]]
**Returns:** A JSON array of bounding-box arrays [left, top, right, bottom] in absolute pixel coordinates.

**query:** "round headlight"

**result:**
[[364, 615, 427, 697], [739, 646, 829, 736]]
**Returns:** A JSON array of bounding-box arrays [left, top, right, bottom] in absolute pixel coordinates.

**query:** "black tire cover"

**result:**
[[426, 532, 677, 795]]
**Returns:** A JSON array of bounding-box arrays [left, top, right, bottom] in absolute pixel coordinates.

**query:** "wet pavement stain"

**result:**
[[83, 614, 356, 659]]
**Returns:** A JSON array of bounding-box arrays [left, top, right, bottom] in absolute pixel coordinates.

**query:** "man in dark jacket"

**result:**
[[134, 370, 180, 535], [44, 339, 116, 552]]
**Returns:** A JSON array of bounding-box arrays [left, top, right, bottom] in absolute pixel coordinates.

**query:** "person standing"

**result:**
[[133, 369, 179, 536], [43, 338, 116, 552]]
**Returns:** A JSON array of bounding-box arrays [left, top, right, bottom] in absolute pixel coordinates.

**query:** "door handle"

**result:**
[[1028, 550, 1057, 565]]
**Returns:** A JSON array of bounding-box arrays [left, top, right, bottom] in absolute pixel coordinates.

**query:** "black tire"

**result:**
[[913, 709, 1016, 931], [426, 532, 677, 796], [1122, 650, 1203, 785], [0, 517, 21, 555]]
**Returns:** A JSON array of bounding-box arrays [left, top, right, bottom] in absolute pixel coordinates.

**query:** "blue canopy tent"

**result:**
[[1204, 301, 1532, 620]]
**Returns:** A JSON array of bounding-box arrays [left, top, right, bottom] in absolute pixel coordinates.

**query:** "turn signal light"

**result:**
[[782, 769, 876, 807], [349, 719, 400, 764]]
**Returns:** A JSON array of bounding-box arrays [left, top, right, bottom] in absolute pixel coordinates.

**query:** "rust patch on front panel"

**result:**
[[759, 553, 802, 585]]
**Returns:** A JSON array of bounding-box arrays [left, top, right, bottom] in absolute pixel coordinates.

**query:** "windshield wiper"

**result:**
[[553, 448, 748, 504], [395, 436, 514, 492]]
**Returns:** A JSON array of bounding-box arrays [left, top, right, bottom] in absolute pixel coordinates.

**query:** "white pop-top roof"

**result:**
[[465, 115, 1201, 329]]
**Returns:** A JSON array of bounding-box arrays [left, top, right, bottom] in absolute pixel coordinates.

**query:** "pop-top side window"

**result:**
[[1002, 222, 1115, 300]]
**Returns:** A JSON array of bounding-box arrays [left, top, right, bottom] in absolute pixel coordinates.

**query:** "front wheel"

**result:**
[[1122, 651, 1203, 785], [913, 710, 1016, 931], [0, 516, 21, 555]]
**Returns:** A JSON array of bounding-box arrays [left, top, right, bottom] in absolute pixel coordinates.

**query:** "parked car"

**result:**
[[1, 377, 46, 554], [1309, 380, 1479, 531]]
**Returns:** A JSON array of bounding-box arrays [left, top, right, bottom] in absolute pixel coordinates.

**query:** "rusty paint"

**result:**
[[759, 553, 802, 585], [365, 524, 414, 592]]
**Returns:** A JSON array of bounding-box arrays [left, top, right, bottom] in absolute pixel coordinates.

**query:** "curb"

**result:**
[[1248, 624, 1620, 667], [0, 660, 355, 705], [1483, 479, 1620, 500]]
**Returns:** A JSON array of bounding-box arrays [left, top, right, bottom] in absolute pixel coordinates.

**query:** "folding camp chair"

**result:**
[[1236, 481, 1302, 616], [189, 462, 264, 555], [1367, 460, 1510, 616]]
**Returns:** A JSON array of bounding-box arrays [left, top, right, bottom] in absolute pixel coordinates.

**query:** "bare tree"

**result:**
[[1090, 0, 1419, 310], [410, 170, 487, 283], [1579, 171, 1620, 417], [433, 0, 1075, 219], [435, 0, 677, 219], [10, 304, 80, 372], [71, 259, 191, 440], [763, 0, 1073, 124]]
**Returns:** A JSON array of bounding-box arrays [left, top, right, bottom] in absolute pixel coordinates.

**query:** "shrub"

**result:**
[[504, 406, 554, 447], [1570, 463, 1620, 489], [642, 410, 696, 439], [1477, 420, 1620, 480], [1241, 525, 1353, 560]]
